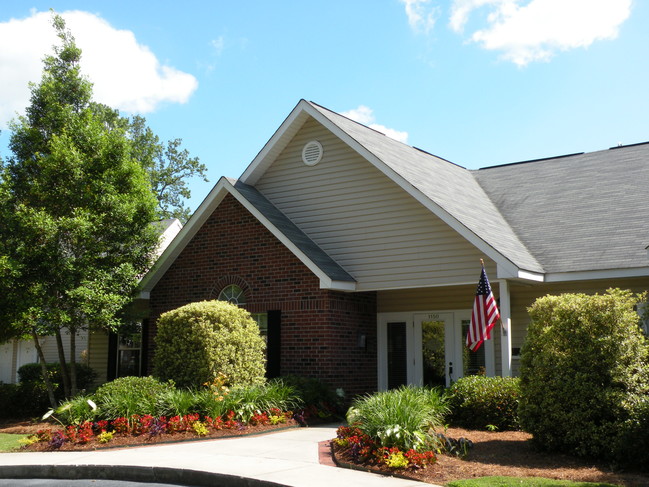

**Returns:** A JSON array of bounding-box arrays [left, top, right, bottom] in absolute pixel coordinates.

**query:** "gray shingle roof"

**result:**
[[473, 143, 649, 273], [307, 102, 544, 273], [233, 181, 356, 283]]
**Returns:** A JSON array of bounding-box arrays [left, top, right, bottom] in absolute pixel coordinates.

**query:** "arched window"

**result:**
[[218, 284, 247, 306]]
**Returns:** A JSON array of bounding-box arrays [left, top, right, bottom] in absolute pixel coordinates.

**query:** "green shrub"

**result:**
[[613, 395, 649, 471], [446, 376, 520, 430], [93, 376, 174, 419], [519, 289, 649, 464], [279, 375, 345, 416], [0, 382, 51, 418], [18, 362, 97, 396], [346, 386, 449, 451], [153, 300, 266, 388]]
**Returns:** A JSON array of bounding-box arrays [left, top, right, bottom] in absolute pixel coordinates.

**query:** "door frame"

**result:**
[[377, 310, 495, 389]]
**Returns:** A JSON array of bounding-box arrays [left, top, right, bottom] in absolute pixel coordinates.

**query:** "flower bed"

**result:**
[[332, 425, 438, 472], [20, 409, 295, 451]]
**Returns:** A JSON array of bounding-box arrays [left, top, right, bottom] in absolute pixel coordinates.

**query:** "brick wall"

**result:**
[[147, 193, 377, 396]]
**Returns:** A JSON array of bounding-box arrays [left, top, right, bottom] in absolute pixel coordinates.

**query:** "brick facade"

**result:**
[[147, 193, 378, 396]]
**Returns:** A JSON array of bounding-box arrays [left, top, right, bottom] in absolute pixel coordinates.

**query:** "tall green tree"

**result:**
[[88, 104, 208, 223], [0, 14, 159, 401]]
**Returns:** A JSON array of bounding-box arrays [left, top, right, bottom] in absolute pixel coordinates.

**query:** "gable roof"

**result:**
[[143, 100, 649, 293], [474, 143, 649, 278], [242, 100, 543, 278], [139, 177, 356, 296]]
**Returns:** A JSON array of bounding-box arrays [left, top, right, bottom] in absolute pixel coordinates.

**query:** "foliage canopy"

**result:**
[[0, 14, 159, 397]]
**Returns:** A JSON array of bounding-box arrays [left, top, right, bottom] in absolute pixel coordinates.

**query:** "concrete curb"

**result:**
[[0, 464, 288, 487]]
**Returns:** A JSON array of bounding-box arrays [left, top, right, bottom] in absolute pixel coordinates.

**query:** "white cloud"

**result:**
[[400, 0, 438, 34], [0, 10, 198, 128], [211, 36, 225, 56], [449, 0, 632, 66], [342, 105, 409, 143]]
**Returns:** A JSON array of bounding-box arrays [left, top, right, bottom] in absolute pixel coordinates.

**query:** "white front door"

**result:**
[[378, 310, 494, 389]]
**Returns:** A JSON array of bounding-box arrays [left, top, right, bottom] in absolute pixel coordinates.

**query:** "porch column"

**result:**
[[499, 279, 512, 377]]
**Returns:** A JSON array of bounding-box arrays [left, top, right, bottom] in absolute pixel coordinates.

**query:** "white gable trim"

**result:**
[[139, 177, 356, 297], [240, 100, 524, 279]]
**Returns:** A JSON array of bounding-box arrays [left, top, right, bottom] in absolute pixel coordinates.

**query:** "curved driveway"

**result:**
[[0, 425, 432, 487]]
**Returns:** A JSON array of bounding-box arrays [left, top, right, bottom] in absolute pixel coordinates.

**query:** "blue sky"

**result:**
[[0, 1, 646, 214]]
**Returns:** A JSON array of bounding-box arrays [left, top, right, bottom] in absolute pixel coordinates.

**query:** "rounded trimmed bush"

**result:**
[[519, 289, 649, 464], [445, 375, 520, 430], [153, 300, 266, 388]]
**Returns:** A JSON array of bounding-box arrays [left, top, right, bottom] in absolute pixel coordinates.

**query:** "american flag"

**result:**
[[466, 266, 500, 352]]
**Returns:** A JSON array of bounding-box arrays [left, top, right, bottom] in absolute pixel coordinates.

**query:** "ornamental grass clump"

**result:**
[[346, 386, 449, 451], [153, 300, 266, 388], [93, 376, 174, 420], [225, 379, 301, 422]]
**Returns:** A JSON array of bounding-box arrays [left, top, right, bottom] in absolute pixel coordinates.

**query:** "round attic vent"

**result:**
[[302, 140, 323, 166]]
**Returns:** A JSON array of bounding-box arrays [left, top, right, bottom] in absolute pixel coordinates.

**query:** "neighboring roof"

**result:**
[[152, 218, 183, 258], [474, 143, 649, 276]]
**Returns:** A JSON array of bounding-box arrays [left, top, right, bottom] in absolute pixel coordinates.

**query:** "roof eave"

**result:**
[[544, 266, 649, 283]]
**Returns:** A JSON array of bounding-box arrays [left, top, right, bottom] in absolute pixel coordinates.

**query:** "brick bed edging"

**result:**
[[0, 464, 288, 487]]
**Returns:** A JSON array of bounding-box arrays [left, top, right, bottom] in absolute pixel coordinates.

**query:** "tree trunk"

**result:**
[[54, 329, 71, 399], [69, 329, 77, 397], [30, 327, 57, 409]]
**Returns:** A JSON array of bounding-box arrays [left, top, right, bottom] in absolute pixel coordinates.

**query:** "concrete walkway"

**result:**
[[0, 425, 434, 487]]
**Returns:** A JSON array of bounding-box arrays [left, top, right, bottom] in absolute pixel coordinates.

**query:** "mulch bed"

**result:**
[[331, 428, 649, 486], [0, 418, 299, 452], [4, 419, 649, 486]]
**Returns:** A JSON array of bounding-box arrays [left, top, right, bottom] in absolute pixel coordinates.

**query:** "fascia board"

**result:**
[[240, 99, 311, 185], [139, 178, 232, 296], [544, 267, 649, 283], [517, 269, 545, 282]]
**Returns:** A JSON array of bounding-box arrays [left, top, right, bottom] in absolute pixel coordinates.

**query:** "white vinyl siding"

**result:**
[[88, 330, 109, 385], [256, 118, 486, 291]]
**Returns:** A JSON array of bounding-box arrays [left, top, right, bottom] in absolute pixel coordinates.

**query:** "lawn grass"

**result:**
[[0, 433, 29, 452], [447, 477, 620, 487]]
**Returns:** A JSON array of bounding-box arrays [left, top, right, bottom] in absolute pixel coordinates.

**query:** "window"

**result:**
[[218, 284, 246, 305], [116, 322, 142, 378], [251, 313, 268, 340]]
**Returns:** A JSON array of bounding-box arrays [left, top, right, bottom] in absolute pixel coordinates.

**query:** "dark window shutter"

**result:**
[[266, 310, 281, 378], [140, 318, 149, 377]]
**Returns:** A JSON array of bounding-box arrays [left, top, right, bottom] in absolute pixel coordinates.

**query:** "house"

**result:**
[[137, 100, 649, 396], [0, 218, 183, 385]]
